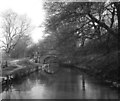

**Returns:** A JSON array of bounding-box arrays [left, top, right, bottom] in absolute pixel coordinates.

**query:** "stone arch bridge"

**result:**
[[34, 54, 60, 64]]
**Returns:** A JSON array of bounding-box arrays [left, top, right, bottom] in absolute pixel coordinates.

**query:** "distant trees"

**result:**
[[10, 35, 32, 58], [26, 44, 39, 58], [0, 9, 32, 56]]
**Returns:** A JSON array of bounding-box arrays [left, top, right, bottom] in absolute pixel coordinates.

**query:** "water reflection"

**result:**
[[82, 74, 85, 91], [1, 67, 119, 99]]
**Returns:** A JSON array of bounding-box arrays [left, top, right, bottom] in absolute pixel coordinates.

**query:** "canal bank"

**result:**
[[73, 51, 119, 89], [1, 59, 42, 85]]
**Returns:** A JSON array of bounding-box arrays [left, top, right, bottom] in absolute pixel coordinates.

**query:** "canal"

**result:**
[[1, 67, 119, 99]]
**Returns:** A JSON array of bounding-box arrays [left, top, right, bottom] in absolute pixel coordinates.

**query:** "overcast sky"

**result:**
[[0, 0, 46, 43]]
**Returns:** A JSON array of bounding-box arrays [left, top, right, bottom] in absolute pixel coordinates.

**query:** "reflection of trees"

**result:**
[[82, 74, 85, 91], [13, 78, 35, 92], [2, 82, 13, 99], [2, 71, 55, 95]]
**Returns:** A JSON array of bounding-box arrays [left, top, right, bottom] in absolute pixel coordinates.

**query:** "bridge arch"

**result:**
[[41, 55, 59, 64]]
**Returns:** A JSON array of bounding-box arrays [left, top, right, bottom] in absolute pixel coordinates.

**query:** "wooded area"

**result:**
[[37, 1, 119, 85], [0, 1, 119, 88]]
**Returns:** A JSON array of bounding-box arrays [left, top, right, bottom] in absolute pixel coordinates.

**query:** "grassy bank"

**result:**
[[1, 59, 42, 84]]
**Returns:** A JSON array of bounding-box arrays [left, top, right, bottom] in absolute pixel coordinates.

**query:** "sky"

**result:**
[[0, 0, 46, 43]]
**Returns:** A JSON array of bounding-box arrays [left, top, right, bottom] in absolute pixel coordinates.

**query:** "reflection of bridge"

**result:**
[[40, 55, 60, 74]]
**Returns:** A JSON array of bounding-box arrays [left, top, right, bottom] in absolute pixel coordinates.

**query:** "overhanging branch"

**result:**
[[88, 13, 118, 38]]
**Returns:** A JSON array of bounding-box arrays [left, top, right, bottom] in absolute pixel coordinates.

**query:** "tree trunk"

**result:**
[[114, 2, 120, 50], [117, 6, 120, 50], [106, 34, 110, 54], [4, 52, 9, 68]]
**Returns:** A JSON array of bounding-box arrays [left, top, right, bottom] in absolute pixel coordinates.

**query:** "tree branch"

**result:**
[[88, 13, 118, 38], [0, 40, 6, 45]]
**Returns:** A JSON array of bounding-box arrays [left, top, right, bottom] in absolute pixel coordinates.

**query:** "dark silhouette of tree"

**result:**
[[43, 1, 119, 56]]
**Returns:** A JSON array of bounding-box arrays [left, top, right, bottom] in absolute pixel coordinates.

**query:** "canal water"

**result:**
[[1, 67, 119, 99]]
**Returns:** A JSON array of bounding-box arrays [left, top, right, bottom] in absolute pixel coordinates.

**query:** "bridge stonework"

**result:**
[[39, 55, 59, 64]]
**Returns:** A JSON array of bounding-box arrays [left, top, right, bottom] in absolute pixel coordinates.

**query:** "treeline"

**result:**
[[40, 1, 119, 60]]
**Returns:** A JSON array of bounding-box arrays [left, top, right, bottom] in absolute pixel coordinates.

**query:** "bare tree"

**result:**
[[0, 9, 32, 67], [0, 9, 32, 55]]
